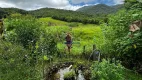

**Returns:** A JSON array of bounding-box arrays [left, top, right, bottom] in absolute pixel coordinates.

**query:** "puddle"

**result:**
[[56, 65, 85, 80], [76, 70, 85, 80]]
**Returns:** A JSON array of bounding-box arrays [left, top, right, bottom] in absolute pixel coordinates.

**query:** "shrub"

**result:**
[[5, 14, 41, 49], [101, 9, 142, 72], [0, 40, 42, 80], [36, 30, 57, 56], [64, 71, 76, 80], [91, 59, 125, 80]]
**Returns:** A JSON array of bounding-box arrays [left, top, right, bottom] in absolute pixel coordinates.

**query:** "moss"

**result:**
[[64, 71, 76, 80], [54, 73, 60, 80]]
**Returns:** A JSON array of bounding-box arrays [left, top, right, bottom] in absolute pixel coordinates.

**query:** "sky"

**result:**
[[0, 0, 124, 11]]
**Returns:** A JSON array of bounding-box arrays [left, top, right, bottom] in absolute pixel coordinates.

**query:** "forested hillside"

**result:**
[[0, 7, 105, 24], [29, 8, 101, 24], [0, 8, 28, 18], [0, 4, 124, 24], [77, 4, 124, 15]]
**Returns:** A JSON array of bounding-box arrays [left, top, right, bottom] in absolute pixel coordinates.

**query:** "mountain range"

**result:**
[[77, 4, 124, 15], [0, 4, 124, 24]]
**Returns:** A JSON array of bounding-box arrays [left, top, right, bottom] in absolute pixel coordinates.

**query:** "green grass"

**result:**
[[57, 26, 103, 55], [39, 17, 104, 55], [39, 17, 68, 26]]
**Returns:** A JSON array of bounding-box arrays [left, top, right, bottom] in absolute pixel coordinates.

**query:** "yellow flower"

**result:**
[[133, 44, 137, 49], [43, 55, 48, 61]]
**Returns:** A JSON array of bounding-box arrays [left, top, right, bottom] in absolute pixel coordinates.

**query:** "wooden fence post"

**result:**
[[98, 51, 100, 62], [83, 45, 86, 55], [93, 44, 96, 51], [93, 44, 96, 61]]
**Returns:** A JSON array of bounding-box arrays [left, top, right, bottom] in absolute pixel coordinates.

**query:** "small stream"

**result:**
[[55, 65, 85, 80], [76, 70, 85, 80]]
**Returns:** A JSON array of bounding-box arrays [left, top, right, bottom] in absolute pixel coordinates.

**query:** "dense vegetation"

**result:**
[[91, 59, 142, 80], [0, 8, 28, 18], [0, 40, 43, 80], [0, 0, 142, 80], [0, 14, 58, 80], [77, 4, 124, 15], [0, 7, 103, 24], [99, 0, 142, 74]]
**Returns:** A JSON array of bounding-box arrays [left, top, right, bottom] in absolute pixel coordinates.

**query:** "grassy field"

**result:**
[[39, 17, 104, 55], [39, 17, 68, 26]]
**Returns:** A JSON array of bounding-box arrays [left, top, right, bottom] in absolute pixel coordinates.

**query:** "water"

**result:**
[[56, 65, 85, 80], [58, 66, 72, 80], [76, 70, 85, 80]]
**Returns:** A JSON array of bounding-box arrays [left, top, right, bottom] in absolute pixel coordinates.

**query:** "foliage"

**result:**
[[36, 29, 57, 56], [43, 55, 49, 61], [1, 14, 59, 80], [0, 8, 28, 18], [77, 4, 124, 15], [91, 59, 142, 80], [64, 71, 76, 79], [124, 0, 142, 10], [91, 59, 125, 80], [3, 14, 58, 62], [29, 8, 101, 24], [4, 14, 41, 49], [101, 1, 142, 73], [101, 9, 142, 53], [115, 30, 142, 72], [0, 40, 43, 80]]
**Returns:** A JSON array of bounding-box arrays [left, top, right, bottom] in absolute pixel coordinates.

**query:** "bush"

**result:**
[[64, 71, 76, 80], [0, 40, 42, 80], [5, 14, 41, 49], [4, 14, 58, 58], [91, 59, 125, 80], [100, 8, 142, 72], [36, 30, 57, 56]]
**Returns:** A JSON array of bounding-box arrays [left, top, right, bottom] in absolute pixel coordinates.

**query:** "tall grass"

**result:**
[[39, 17, 104, 55], [47, 26, 104, 55], [39, 17, 68, 26]]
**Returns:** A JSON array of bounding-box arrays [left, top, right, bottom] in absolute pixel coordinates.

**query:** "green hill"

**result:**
[[77, 4, 124, 15], [0, 7, 28, 18], [0, 7, 103, 24], [0, 6, 111, 24]]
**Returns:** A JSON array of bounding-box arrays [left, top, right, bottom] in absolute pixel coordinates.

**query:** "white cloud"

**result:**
[[0, 0, 81, 10], [0, 1, 17, 8], [113, 0, 124, 4], [0, 0, 124, 11], [71, 0, 94, 4], [57, 5, 81, 11]]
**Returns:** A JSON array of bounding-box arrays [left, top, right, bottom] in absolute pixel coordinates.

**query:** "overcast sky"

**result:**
[[0, 0, 124, 11]]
